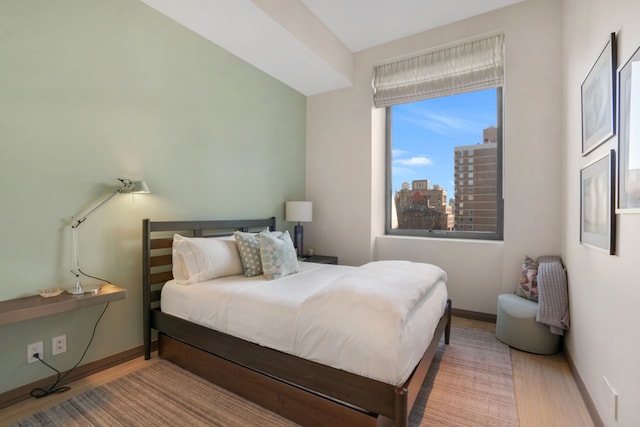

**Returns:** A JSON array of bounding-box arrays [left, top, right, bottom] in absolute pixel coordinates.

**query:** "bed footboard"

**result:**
[[150, 298, 451, 427]]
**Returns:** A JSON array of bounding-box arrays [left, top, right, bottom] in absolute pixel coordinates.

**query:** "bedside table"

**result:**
[[301, 255, 338, 265]]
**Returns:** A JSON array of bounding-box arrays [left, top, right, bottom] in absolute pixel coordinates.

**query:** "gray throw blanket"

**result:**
[[536, 255, 570, 335]]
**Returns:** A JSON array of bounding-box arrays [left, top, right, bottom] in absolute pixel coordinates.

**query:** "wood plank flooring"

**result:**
[[0, 317, 595, 426]]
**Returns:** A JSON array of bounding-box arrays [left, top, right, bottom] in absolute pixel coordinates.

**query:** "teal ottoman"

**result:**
[[496, 293, 560, 354]]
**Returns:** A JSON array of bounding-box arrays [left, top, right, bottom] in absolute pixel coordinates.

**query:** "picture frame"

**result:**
[[617, 45, 640, 212], [580, 150, 616, 254], [581, 33, 617, 156]]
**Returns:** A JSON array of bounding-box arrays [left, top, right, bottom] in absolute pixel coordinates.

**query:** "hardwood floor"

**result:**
[[0, 317, 595, 426], [511, 349, 595, 427]]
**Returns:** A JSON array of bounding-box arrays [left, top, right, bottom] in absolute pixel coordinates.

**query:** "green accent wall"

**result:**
[[0, 0, 306, 393]]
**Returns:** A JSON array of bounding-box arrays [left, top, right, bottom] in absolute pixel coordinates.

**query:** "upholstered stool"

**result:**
[[496, 293, 560, 354]]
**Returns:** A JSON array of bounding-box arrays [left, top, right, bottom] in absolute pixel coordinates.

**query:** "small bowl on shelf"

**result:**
[[37, 288, 64, 298]]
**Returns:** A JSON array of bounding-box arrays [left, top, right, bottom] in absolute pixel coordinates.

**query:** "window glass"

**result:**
[[387, 88, 503, 239]]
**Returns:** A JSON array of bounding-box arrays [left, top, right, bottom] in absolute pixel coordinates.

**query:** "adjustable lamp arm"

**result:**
[[72, 179, 134, 228], [69, 179, 149, 294]]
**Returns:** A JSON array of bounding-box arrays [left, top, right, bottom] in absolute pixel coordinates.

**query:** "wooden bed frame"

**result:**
[[142, 218, 451, 427]]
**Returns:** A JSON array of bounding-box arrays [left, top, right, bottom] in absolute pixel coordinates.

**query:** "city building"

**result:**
[[453, 126, 499, 232], [394, 180, 454, 230]]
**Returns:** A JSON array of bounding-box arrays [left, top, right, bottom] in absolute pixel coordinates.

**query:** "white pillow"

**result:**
[[172, 234, 243, 284], [259, 230, 299, 280]]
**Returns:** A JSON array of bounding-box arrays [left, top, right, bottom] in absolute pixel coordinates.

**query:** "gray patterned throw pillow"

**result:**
[[234, 230, 266, 277]]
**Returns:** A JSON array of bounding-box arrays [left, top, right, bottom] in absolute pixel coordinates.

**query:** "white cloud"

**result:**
[[394, 156, 433, 166], [396, 104, 474, 135], [392, 148, 409, 158]]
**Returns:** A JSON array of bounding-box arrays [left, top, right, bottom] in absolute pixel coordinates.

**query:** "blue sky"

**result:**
[[391, 88, 497, 196]]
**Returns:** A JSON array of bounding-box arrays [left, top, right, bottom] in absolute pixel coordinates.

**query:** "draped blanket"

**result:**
[[294, 260, 448, 385], [300, 260, 446, 324], [536, 255, 570, 335]]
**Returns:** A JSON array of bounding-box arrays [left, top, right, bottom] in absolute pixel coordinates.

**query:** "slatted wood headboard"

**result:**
[[141, 217, 276, 358]]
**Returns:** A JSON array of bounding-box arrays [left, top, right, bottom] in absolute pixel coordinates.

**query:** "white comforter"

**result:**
[[294, 261, 447, 384], [161, 261, 448, 386]]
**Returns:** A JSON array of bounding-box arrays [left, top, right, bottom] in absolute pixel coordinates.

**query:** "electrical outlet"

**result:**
[[603, 376, 619, 420], [52, 335, 67, 355], [27, 342, 43, 364]]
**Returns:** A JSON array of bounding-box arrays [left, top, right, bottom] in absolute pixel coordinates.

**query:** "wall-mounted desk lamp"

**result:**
[[68, 178, 150, 295]]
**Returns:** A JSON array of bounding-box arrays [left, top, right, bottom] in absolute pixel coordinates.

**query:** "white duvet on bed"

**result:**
[[294, 261, 447, 385], [161, 261, 448, 386]]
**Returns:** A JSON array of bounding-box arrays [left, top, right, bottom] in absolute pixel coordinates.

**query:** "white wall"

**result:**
[[562, 1, 640, 425], [308, 0, 640, 423], [306, 0, 564, 315]]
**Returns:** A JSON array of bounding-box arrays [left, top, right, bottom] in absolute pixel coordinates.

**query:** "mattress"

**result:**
[[161, 261, 448, 386]]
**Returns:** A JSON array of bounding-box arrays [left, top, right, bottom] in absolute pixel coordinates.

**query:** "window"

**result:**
[[374, 34, 504, 240]]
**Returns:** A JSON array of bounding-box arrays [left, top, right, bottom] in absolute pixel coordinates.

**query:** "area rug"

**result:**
[[13, 326, 518, 426], [410, 326, 519, 426]]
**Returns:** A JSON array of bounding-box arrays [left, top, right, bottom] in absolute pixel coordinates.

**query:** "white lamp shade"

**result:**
[[286, 201, 312, 222]]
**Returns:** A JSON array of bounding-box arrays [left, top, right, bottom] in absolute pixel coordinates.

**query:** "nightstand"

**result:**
[[301, 255, 338, 265]]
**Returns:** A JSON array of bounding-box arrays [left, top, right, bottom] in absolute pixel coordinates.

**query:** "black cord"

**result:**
[[29, 358, 69, 397], [30, 302, 110, 399], [77, 268, 112, 285]]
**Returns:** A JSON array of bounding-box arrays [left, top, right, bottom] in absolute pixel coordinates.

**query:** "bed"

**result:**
[[142, 218, 451, 427]]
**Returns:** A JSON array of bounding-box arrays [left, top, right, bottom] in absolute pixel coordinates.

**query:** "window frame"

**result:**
[[385, 87, 504, 241]]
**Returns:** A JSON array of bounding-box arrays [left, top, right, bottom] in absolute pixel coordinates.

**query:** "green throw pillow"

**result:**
[[259, 230, 299, 280]]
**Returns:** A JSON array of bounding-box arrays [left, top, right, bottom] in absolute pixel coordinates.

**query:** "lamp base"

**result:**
[[66, 285, 101, 295], [293, 223, 304, 257]]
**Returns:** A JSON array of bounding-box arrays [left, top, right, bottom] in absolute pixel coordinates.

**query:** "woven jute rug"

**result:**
[[410, 326, 519, 426], [13, 326, 518, 426]]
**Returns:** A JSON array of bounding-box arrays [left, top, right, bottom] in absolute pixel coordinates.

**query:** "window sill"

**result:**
[[378, 234, 504, 245]]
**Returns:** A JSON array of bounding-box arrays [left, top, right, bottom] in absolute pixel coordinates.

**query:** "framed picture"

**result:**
[[581, 33, 617, 155], [617, 45, 640, 212], [580, 150, 616, 254]]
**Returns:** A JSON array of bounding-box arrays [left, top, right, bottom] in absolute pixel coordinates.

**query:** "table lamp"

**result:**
[[285, 201, 312, 257], [68, 178, 150, 294]]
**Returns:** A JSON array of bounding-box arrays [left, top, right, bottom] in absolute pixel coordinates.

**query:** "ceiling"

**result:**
[[139, 0, 524, 95]]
